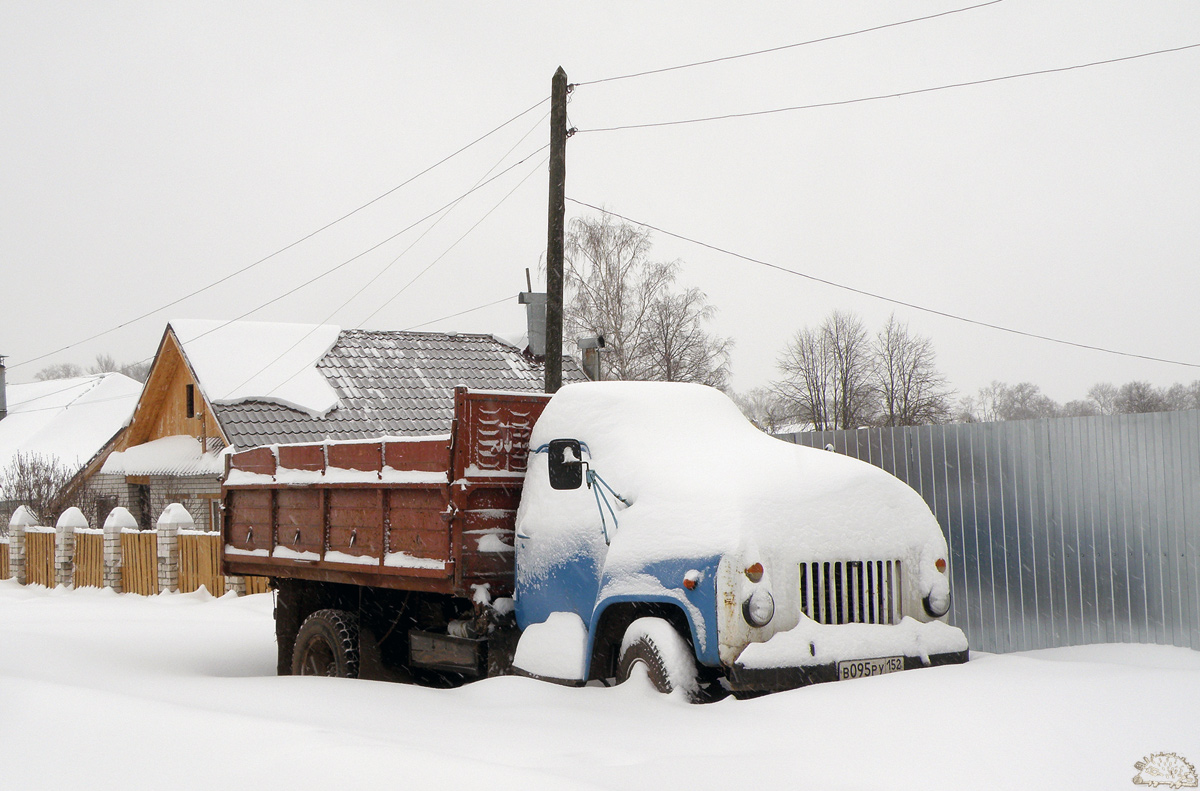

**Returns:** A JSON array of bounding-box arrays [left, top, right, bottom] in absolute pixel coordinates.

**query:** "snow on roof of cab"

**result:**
[[169, 319, 342, 418], [0, 373, 142, 473], [519, 381, 945, 573]]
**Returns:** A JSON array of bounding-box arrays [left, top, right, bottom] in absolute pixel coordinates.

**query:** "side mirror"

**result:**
[[547, 438, 584, 490]]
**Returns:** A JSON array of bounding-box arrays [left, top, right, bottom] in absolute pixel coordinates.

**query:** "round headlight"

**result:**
[[742, 588, 775, 627], [923, 591, 951, 618]]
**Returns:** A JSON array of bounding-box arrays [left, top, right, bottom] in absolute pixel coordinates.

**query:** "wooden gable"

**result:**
[[115, 327, 229, 452]]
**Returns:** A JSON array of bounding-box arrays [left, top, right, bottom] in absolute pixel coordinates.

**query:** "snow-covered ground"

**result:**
[[2, 580, 1197, 791]]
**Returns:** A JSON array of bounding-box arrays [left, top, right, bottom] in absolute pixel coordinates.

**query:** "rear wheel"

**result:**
[[292, 609, 360, 678], [616, 617, 699, 701]]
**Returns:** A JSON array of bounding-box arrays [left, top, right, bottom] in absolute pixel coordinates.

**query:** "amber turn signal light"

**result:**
[[745, 562, 764, 583]]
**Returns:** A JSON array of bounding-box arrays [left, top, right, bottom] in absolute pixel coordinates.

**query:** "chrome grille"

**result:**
[[800, 560, 902, 625]]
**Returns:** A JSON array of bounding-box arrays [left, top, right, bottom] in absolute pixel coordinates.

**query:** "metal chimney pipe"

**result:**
[[518, 293, 547, 358]]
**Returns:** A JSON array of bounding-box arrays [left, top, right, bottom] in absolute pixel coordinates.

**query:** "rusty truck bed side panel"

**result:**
[[222, 388, 549, 598]]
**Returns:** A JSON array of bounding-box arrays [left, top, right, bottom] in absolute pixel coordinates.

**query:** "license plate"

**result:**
[[837, 656, 904, 680]]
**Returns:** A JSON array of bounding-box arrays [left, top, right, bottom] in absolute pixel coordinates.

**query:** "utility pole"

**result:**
[[544, 66, 568, 393]]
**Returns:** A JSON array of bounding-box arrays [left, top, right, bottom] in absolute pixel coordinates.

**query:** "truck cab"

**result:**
[[511, 381, 967, 697]]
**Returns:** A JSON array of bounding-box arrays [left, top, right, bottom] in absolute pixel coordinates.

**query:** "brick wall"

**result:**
[[89, 473, 222, 532]]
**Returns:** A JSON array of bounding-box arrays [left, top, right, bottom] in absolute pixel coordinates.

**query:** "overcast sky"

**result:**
[[3, 1, 1198, 404]]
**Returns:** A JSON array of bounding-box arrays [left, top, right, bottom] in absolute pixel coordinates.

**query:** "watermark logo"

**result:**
[[1133, 753, 1198, 789]]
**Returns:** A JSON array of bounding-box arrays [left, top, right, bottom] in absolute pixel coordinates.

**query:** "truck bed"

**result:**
[[222, 388, 549, 598]]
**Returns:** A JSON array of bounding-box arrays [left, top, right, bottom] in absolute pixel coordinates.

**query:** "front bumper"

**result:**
[[729, 648, 969, 693], [726, 616, 969, 693]]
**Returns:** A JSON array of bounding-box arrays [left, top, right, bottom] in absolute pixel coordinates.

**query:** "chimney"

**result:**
[[518, 292, 547, 358], [0, 355, 7, 421]]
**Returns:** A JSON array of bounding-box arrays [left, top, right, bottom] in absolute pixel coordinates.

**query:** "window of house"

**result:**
[[209, 499, 222, 534], [95, 495, 118, 528], [131, 483, 152, 529], [186, 384, 195, 419]]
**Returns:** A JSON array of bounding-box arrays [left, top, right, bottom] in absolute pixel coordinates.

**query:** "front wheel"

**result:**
[[616, 617, 699, 701], [292, 609, 360, 678]]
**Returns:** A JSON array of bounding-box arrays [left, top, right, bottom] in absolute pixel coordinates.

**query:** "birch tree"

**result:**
[[775, 310, 876, 430], [563, 215, 732, 387], [873, 314, 952, 426]]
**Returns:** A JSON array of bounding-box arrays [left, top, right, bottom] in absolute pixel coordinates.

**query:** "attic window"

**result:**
[[186, 384, 195, 419]]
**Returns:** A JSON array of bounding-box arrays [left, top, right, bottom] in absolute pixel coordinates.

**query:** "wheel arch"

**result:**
[[587, 597, 709, 681]]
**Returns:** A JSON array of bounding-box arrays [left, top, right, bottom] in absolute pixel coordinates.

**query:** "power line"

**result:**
[[578, 42, 1200, 133], [400, 294, 520, 332], [170, 144, 551, 357], [224, 147, 549, 398], [40, 143, 551, 390], [1, 373, 141, 416], [566, 198, 1200, 370], [359, 154, 549, 325], [349, 111, 550, 324], [8, 95, 550, 372], [575, 0, 1004, 87], [17, 294, 528, 416]]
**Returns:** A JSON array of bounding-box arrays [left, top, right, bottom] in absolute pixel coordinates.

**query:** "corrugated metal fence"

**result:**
[[779, 410, 1200, 653]]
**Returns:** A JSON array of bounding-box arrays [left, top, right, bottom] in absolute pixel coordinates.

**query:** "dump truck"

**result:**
[[223, 382, 967, 699]]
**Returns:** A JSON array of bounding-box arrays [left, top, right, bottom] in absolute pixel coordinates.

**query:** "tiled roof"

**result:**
[[213, 330, 583, 449]]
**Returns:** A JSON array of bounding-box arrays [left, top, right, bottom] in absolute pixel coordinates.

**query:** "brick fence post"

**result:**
[[55, 507, 88, 588], [103, 506, 136, 592], [8, 506, 37, 585], [156, 503, 192, 593], [225, 574, 247, 597]]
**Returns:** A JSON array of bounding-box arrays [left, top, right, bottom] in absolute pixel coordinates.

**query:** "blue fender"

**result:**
[[585, 555, 724, 674]]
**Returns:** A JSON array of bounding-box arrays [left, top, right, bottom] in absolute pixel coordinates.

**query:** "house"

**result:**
[[80, 320, 584, 530], [0, 366, 143, 526]]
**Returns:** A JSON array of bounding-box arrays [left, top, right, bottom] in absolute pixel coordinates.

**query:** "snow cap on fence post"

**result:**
[[156, 503, 191, 593], [103, 506, 137, 592], [8, 505, 37, 585], [55, 507, 87, 588]]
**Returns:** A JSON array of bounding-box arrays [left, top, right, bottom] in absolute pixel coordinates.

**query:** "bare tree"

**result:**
[[35, 353, 150, 383], [119, 360, 152, 383], [34, 362, 85, 381], [1115, 381, 1168, 414], [775, 310, 876, 430], [0, 451, 97, 528], [1001, 382, 1059, 420], [1087, 383, 1119, 415], [89, 353, 120, 374], [732, 387, 794, 434], [1060, 399, 1100, 417], [774, 325, 832, 429], [638, 288, 733, 387], [957, 381, 1059, 422], [1164, 381, 1200, 411], [563, 215, 731, 386], [89, 353, 151, 383], [872, 314, 952, 426]]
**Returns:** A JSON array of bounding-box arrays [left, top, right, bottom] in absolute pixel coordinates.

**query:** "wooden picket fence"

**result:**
[[121, 531, 159, 595], [179, 532, 222, 595], [8, 511, 270, 597], [74, 531, 104, 588], [25, 530, 56, 587], [245, 575, 271, 595]]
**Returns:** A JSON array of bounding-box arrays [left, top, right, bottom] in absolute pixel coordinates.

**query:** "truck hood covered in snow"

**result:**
[[516, 381, 947, 583]]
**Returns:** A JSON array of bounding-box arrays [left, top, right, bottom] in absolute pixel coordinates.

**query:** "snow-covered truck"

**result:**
[[222, 382, 967, 699]]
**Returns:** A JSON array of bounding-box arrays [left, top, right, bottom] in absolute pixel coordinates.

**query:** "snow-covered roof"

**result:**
[[0, 373, 143, 473], [208, 328, 585, 449], [169, 319, 343, 419], [100, 434, 225, 477]]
